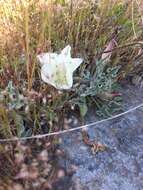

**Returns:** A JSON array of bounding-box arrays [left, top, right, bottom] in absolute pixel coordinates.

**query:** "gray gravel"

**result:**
[[57, 85, 143, 190]]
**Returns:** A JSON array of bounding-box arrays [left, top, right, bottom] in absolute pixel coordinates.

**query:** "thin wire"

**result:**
[[0, 103, 143, 142]]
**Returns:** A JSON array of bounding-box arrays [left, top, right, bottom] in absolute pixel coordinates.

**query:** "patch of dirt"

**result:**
[[57, 84, 143, 190]]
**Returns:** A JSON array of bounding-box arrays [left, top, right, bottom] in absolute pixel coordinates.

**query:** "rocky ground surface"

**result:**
[[56, 84, 143, 190]]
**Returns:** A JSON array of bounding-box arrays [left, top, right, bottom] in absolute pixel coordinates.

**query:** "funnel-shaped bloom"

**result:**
[[37, 45, 83, 90]]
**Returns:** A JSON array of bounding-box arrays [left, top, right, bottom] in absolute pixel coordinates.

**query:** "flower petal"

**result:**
[[61, 45, 71, 58], [37, 53, 58, 66], [70, 58, 83, 72]]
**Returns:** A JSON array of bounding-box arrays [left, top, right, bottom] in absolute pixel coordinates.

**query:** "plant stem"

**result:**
[[25, 2, 31, 90], [132, 0, 137, 39]]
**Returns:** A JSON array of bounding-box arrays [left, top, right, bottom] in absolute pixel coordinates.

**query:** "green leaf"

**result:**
[[78, 100, 88, 118], [11, 111, 25, 137], [20, 128, 32, 137]]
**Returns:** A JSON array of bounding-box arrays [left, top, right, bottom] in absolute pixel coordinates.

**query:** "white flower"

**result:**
[[37, 45, 83, 90]]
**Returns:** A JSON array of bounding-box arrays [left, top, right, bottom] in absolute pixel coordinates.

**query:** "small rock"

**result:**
[[38, 150, 48, 161], [57, 169, 65, 179]]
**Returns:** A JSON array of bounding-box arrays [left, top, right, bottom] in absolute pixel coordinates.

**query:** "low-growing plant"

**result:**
[[0, 0, 143, 139]]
